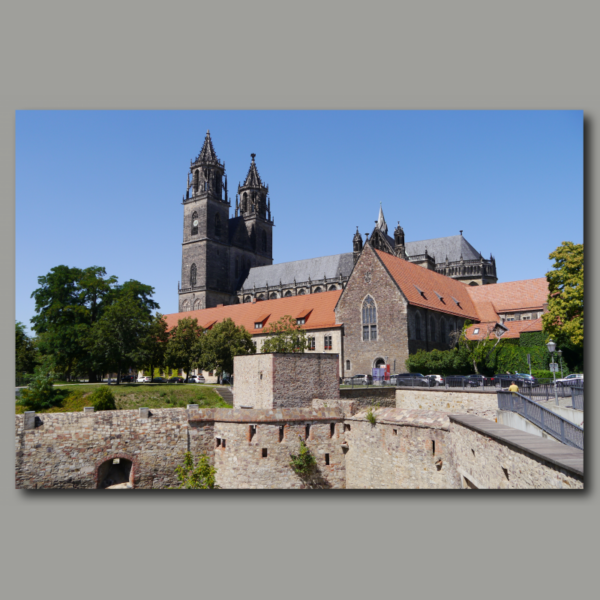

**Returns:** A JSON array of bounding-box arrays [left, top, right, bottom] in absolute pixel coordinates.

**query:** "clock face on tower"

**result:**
[[193, 220, 198, 227]]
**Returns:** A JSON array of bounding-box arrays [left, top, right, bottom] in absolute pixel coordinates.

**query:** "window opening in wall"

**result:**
[[346, 360, 351, 370], [415, 311, 422, 341], [324, 335, 332, 350], [473, 328, 480, 335], [279, 425, 284, 442], [97, 458, 133, 489], [216, 438, 221, 448], [362, 296, 377, 341], [330, 423, 335, 438], [502, 467, 509, 481], [344, 424, 351, 432], [222, 439, 226, 449], [393, 429, 397, 436], [297, 318, 305, 325], [432, 440, 435, 455], [250, 425, 256, 441], [191, 211, 198, 236], [325, 453, 330, 466], [471, 449, 475, 456], [255, 322, 263, 329], [262, 448, 268, 458], [190, 263, 197, 287], [308, 337, 315, 351], [305, 424, 311, 439]]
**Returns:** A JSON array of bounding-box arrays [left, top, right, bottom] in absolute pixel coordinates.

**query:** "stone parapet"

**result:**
[[396, 388, 498, 420]]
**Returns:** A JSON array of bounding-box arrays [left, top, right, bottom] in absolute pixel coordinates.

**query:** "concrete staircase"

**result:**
[[214, 387, 234, 406]]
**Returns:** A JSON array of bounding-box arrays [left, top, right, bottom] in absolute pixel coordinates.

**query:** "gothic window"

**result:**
[[284, 291, 292, 297], [194, 170, 199, 193], [215, 213, 222, 238], [235, 257, 239, 278], [191, 211, 198, 236], [194, 299, 201, 311], [362, 296, 377, 341], [182, 299, 190, 312], [215, 174, 221, 196], [269, 292, 277, 299], [447, 320, 453, 343], [242, 193, 247, 213], [244, 296, 252, 303], [190, 263, 197, 287], [314, 287, 322, 293], [298, 289, 306, 296], [328, 285, 337, 291], [430, 315, 437, 342], [441, 317, 447, 344], [262, 231, 267, 253], [415, 311, 422, 341]]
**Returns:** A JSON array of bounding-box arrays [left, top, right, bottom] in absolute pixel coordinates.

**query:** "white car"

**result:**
[[137, 376, 152, 383], [188, 375, 205, 384], [556, 374, 584, 387]]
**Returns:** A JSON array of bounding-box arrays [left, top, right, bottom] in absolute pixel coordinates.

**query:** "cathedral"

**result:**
[[169, 131, 546, 379], [179, 131, 498, 313]]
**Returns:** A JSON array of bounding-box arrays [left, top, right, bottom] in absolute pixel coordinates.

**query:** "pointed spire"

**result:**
[[241, 153, 263, 188], [377, 203, 388, 235], [195, 130, 220, 164]]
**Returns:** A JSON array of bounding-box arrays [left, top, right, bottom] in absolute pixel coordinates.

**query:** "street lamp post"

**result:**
[[557, 349, 563, 378], [547, 339, 559, 406]]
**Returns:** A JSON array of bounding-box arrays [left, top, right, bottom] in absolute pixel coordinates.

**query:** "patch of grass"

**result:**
[[15, 384, 231, 413], [366, 407, 377, 426]]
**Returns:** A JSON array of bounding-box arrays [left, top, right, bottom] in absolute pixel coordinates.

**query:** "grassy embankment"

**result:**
[[15, 384, 231, 414]]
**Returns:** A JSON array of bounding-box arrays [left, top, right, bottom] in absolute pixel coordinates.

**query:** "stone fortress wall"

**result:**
[[395, 389, 498, 421], [15, 355, 583, 490]]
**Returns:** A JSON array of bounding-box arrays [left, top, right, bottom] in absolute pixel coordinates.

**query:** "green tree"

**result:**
[[261, 315, 308, 353], [15, 322, 37, 382], [88, 387, 117, 411], [132, 313, 170, 382], [173, 452, 218, 489], [203, 318, 255, 379], [165, 317, 203, 382], [542, 241, 583, 350], [17, 370, 63, 411], [453, 321, 506, 374], [89, 293, 151, 384]]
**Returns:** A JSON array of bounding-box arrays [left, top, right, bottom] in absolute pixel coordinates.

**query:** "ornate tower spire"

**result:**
[[376, 203, 388, 235], [394, 221, 406, 259], [187, 130, 226, 201], [353, 227, 363, 265], [238, 153, 270, 220]]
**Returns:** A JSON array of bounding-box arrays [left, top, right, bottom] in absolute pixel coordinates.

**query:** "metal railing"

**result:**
[[572, 387, 584, 411], [342, 377, 497, 391], [497, 391, 583, 450]]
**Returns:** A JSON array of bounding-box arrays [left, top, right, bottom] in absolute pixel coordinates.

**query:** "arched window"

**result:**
[[235, 257, 239, 278], [314, 287, 322, 293], [191, 211, 198, 236], [190, 263, 197, 287], [262, 231, 267, 252], [269, 292, 277, 299], [242, 193, 247, 213], [441, 317, 447, 344], [328, 284, 337, 291], [194, 299, 201, 311], [298, 289, 306, 296], [430, 314, 437, 342], [447, 320, 453, 344], [215, 213, 222, 238], [284, 291, 292, 297], [415, 311, 422, 341], [181, 299, 190, 312], [257, 293, 265, 300], [244, 296, 252, 303], [362, 296, 377, 341], [194, 170, 199, 193]]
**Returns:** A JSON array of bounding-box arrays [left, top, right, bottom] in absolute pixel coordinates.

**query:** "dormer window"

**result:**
[[254, 314, 269, 329], [297, 318, 305, 325], [255, 322, 263, 329]]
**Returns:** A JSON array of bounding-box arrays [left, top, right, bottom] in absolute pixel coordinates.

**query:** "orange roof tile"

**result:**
[[164, 290, 342, 335], [465, 318, 543, 340], [466, 278, 549, 312], [375, 250, 480, 320], [474, 300, 500, 322]]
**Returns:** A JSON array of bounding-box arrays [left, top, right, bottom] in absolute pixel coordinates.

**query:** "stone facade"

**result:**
[[396, 389, 498, 421], [233, 353, 340, 409], [339, 386, 397, 409], [335, 243, 410, 377], [212, 409, 345, 489], [406, 305, 465, 354], [449, 420, 583, 489], [343, 408, 461, 489]]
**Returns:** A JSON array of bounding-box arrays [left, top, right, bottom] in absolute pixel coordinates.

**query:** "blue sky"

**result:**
[[16, 110, 583, 332]]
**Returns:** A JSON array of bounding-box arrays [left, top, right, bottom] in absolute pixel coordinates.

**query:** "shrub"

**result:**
[[366, 407, 377, 426], [289, 437, 316, 477], [89, 387, 117, 411], [173, 452, 217, 489], [17, 371, 63, 411]]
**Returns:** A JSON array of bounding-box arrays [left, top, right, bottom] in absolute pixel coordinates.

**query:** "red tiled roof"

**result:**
[[164, 290, 342, 335], [466, 278, 549, 312], [375, 250, 480, 320], [465, 318, 543, 340]]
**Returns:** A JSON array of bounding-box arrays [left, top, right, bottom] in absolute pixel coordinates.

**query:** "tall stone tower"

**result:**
[[178, 131, 233, 312]]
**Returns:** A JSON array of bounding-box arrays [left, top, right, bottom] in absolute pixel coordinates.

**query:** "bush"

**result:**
[[89, 386, 117, 411], [289, 437, 316, 477], [17, 372, 63, 411], [172, 452, 217, 489], [366, 407, 377, 426]]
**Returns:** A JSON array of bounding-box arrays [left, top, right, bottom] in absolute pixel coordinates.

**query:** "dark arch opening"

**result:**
[[98, 458, 133, 489], [374, 357, 386, 368], [469, 281, 479, 286]]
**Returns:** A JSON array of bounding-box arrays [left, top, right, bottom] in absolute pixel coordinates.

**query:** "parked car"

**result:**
[[168, 377, 184, 384], [426, 374, 445, 386], [349, 374, 373, 385], [445, 375, 477, 387], [137, 375, 152, 383], [492, 374, 536, 388], [188, 375, 205, 384], [120, 375, 134, 383], [392, 373, 429, 387], [466, 374, 493, 387], [556, 373, 584, 387], [153, 377, 168, 383]]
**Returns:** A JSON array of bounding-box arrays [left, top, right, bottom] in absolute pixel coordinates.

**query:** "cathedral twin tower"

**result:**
[[178, 131, 274, 311]]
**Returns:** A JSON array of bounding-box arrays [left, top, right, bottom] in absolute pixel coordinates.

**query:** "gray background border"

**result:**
[[1, 2, 596, 599]]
